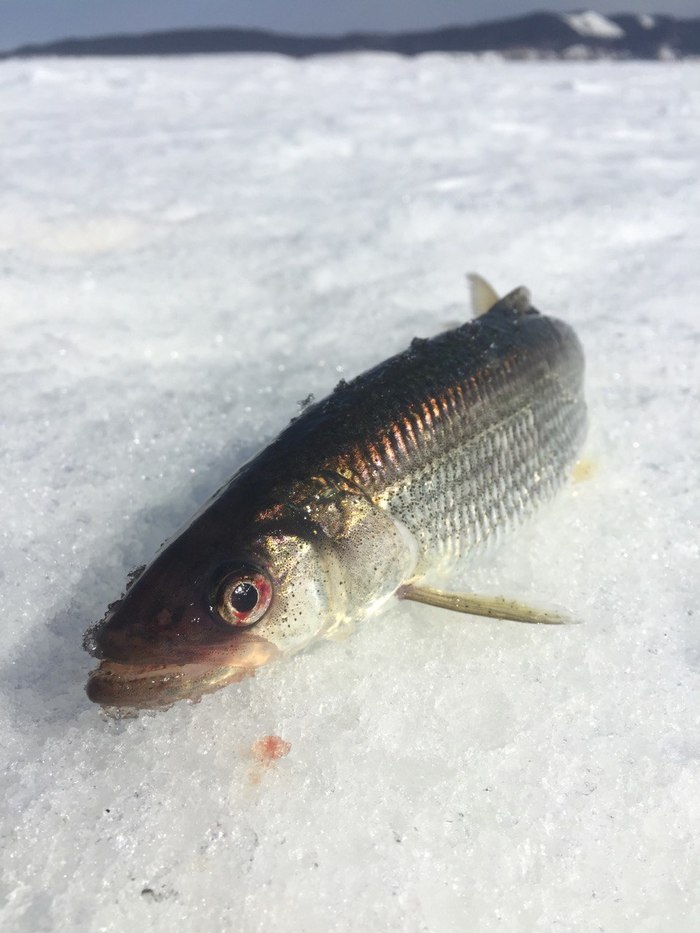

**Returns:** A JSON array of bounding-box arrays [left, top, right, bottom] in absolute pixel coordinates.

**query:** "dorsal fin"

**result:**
[[497, 285, 532, 315], [467, 273, 500, 317]]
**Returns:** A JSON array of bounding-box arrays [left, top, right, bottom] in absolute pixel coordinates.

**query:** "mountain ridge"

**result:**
[[2, 11, 699, 61]]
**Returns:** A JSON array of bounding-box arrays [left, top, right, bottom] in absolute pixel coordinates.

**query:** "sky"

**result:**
[[1, 1, 697, 50]]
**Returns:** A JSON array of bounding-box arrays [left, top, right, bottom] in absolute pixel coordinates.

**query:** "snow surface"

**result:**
[[563, 12, 625, 40], [1, 54, 699, 932]]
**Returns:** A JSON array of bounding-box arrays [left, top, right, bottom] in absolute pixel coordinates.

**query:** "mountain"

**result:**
[[2, 11, 699, 61]]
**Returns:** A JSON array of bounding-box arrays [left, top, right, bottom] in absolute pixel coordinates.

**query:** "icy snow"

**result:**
[[1, 54, 699, 932], [563, 12, 626, 39]]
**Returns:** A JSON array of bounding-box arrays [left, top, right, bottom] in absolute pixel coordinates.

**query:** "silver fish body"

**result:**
[[374, 302, 586, 571], [85, 283, 586, 709]]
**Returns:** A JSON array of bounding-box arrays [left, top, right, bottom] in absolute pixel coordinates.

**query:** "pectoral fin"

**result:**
[[397, 583, 575, 625]]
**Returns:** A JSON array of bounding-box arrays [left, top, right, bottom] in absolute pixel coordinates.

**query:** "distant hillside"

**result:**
[[2, 11, 699, 61]]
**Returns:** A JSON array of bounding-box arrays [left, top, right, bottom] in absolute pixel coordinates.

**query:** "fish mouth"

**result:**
[[86, 638, 279, 711]]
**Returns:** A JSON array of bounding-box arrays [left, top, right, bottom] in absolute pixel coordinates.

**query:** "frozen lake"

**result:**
[[1, 55, 698, 931]]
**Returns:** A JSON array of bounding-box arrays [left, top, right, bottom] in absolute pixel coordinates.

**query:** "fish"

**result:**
[[84, 274, 587, 710]]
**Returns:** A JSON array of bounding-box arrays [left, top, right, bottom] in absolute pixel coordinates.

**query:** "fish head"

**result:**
[[85, 516, 338, 711]]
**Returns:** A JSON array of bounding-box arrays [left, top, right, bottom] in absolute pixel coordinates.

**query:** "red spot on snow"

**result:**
[[252, 735, 291, 764]]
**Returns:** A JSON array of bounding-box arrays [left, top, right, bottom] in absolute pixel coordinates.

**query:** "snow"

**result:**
[[563, 11, 626, 39], [1, 54, 699, 932]]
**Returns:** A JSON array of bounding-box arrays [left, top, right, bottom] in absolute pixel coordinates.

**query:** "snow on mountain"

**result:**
[[563, 11, 626, 39]]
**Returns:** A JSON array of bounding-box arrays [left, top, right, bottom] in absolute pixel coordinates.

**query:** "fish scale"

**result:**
[[322, 305, 586, 569]]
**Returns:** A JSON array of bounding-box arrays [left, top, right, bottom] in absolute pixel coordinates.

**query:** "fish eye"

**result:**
[[215, 566, 272, 628]]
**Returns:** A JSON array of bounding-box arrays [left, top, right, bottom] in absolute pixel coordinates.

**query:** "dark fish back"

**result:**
[[233, 299, 586, 567]]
